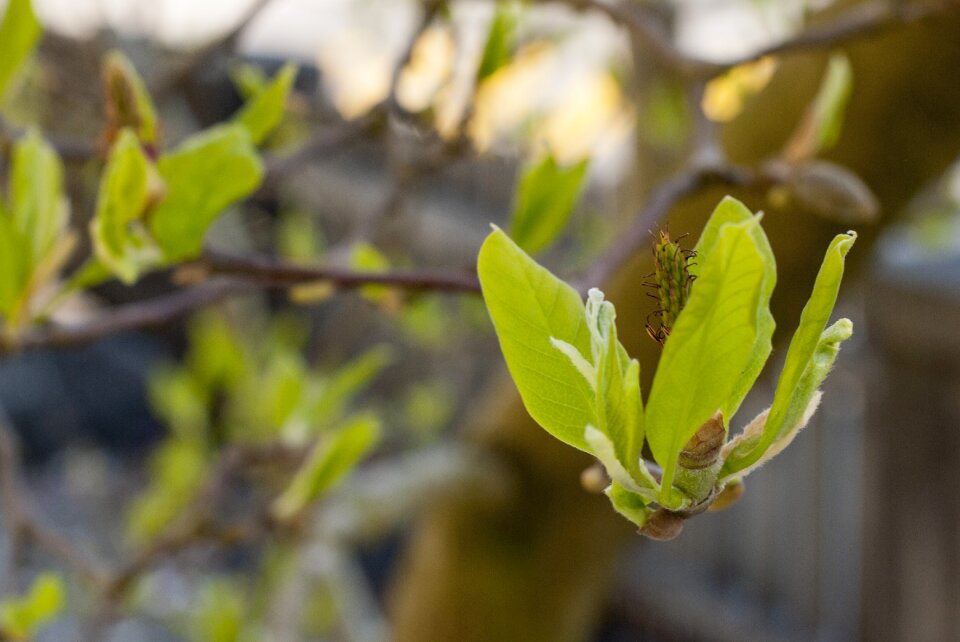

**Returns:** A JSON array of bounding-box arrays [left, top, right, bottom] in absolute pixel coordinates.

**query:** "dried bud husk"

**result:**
[[640, 508, 685, 541], [678, 410, 725, 470], [708, 479, 744, 512]]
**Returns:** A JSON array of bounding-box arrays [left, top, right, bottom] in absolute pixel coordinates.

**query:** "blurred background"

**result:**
[[1, 0, 959, 640]]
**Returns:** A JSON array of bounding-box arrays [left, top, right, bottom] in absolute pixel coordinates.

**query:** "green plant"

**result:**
[[478, 196, 855, 538]]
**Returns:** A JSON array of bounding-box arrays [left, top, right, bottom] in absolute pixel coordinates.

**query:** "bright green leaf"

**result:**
[[722, 231, 856, 475], [272, 414, 381, 521], [150, 124, 264, 260], [10, 131, 67, 269], [0, 572, 65, 640], [0, 0, 41, 101], [509, 153, 589, 255], [90, 129, 160, 284], [192, 580, 246, 642], [645, 217, 766, 499], [230, 62, 269, 100], [478, 226, 597, 451], [693, 196, 776, 420], [233, 63, 297, 145]]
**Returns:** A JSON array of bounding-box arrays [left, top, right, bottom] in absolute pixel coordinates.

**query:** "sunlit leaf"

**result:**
[[0, 572, 65, 640], [478, 226, 596, 450], [722, 231, 856, 475]]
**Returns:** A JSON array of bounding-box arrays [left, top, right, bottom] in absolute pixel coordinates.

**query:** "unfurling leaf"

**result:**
[[103, 50, 161, 148]]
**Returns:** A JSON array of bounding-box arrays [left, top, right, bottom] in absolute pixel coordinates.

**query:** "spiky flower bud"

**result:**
[[645, 230, 695, 345]]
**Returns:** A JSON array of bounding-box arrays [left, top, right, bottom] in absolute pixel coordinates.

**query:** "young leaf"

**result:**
[[0, 572, 65, 640], [645, 217, 767, 499], [722, 231, 856, 475], [233, 63, 297, 145], [149, 124, 264, 260], [272, 414, 381, 521], [103, 51, 160, 147], [10, 131, 67, 269], [812, 54, 853, 151], [693, 197, 776, 419], [478, 227, 597, 451], [305, 345, 394, 429], [0, 0, 41, 100], [90, 129, 161, 283], [509, 154, 589, 255], [477, 2, 518, 82]]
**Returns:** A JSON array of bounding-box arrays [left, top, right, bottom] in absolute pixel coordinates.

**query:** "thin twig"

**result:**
[[0, 409, 108, 589]]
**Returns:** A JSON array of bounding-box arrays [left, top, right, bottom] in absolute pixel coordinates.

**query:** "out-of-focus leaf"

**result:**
[[478, 227, 597, 451], [645, 217, 766, 500], [149, 124, 263, 260], [103, 51, 160, 147], [350, 242, 391, 302], [702, 56, 777, 122], [0, 0, 41, 100], [477, 3, 518, 82], [0, 572, 65, 640], [230, 62, 269, 100], [233, 63, 297, 145], [90, 129, 161, 284], [305, 345, 393, 430], [10, 131, 67, 269], [272, 414, 381, 521], [509, 153, 589, 255], [810, 53, 853, 153], [192, 579, 246, 642], [127, 439, 207, 542], [0, 208, 29, 318]]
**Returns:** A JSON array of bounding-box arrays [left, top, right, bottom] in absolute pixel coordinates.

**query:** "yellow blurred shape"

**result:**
[[536, 72, 632, 163], [397, 25, 456, 113], [289, 281, 336, 305], [702, 56, 778, 122], [468, 41, 554, 152], [317, 30, 392, 119]]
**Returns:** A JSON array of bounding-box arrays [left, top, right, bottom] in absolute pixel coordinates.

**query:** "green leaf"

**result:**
[[306, 345, 394, 428], [272, 414, 381, 521], [811, 54, 853, 152], [0, 572, 65, 640], [605, 481, 651, 529], [477, 2, 518, 82], [693, 196, 776, 419], [127, 438, 207, 542], [478, 227, 597, 451], [103, 51, 160, 146], [150, 124, 264, 260], [0, 0, 41, 101], [722, 231, 856, 475], [645, 216, 767, 499], [509, 153, 589, 255], [233, 63, 297, 145], [0, 209, 29, 317], [193, 580, 246, 642], [10, 130, 67, 269], [90, 129, 161, 284]]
